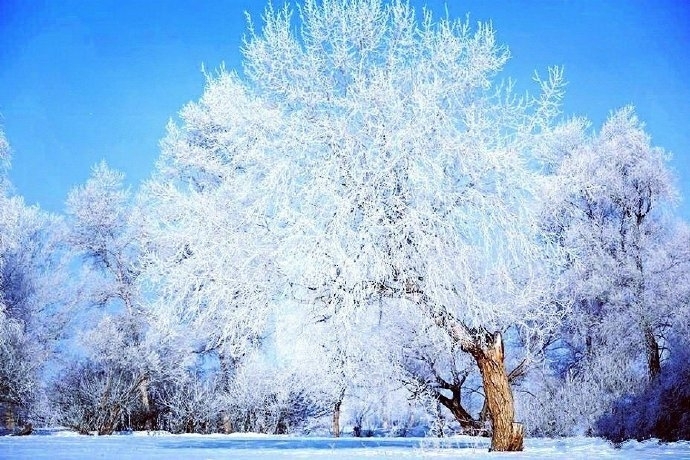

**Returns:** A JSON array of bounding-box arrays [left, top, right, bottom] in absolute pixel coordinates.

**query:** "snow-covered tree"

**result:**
[[65, 161, 141, 318], [0, 128, 65, 431], [233, 0, 565, 450], [140, 176, 275, 369], [535, 107, 690, 434], [137, 64, 288, 432], [58, 161, 152, 433], [0, 128, 9, 193]]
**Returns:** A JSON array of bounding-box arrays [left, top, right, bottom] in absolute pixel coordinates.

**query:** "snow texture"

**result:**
[[1, 431, 690, 459]]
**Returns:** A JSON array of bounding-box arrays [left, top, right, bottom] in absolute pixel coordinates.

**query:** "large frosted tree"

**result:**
[[236, 0, 563, 450], [544, 108, 681, 376]]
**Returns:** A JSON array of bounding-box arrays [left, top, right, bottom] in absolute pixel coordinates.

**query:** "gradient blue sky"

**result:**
[[1, 0, 689, 217]]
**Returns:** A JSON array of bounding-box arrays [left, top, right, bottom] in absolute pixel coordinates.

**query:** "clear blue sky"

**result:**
[[1, 0, 689, 217]]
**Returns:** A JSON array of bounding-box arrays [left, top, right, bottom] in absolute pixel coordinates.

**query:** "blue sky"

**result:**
[[1, 0, 689, 217]]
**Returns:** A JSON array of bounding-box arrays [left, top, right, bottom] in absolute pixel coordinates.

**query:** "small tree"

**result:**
[[51, 360, 145, 435], [65, 161, 142, 322]]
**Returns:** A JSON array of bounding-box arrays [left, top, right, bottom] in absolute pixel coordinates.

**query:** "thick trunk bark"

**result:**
[[471, 332, 523, 452]]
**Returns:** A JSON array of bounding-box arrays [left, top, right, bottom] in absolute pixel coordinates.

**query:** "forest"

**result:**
[[1, 0, 689, 454]]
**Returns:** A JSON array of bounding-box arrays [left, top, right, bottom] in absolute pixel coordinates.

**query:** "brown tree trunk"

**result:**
[[434, 387, 484, 433], [471, 332, 524, 452], [441, 395, 475, 429]]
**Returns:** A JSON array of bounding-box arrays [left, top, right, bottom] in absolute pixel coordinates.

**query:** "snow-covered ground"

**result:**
[[2, 431, 690, 459]]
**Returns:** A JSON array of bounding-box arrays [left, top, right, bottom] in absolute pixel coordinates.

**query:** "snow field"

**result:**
[[2, 432, 690, 459]]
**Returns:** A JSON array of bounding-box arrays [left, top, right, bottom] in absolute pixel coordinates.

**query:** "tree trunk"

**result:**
[[219, 353, 238, 434], [332, 400, 342, 438], [442, 395, 476, 430], [2, 404, 15, 431], [471, 331, 523, 452], [222, 412, 233, 434], [434, 387, 486, 434], [644, 326, 661, 380], [15, 423, 32, 436], [139, 376, 152, 430], [98, 408, 121, 436]]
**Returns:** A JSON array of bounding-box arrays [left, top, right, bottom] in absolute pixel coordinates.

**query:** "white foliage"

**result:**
[[65, 161, 141, 315], [241, 0, 566, 347], [140, 70, 286, 370], [0, 128, 10, 194], [536, 107, 689, 435], [0, 129, 65, 423]]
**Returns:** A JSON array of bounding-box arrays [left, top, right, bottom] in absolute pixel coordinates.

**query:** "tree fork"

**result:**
[[435, 391, 478, 430]]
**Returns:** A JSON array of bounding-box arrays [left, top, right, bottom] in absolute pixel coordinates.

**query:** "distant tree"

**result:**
[[61, 161, 152, 432], [597, 334, 690, 443], [65, 161, 141, 319], [0, 128, 64, 431], [0, 128, 9, 192], [137, 67, 285, 432], [535, 107, 690, 434]]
